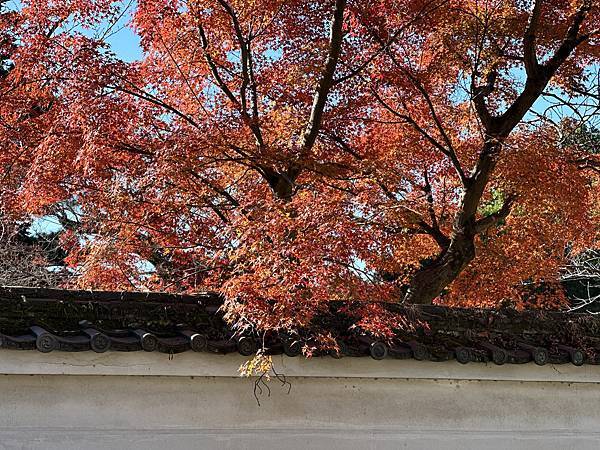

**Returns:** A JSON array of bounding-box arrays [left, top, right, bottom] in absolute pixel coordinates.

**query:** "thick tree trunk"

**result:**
[[404, 140, 499, 305], [404, 232, 476, 305]]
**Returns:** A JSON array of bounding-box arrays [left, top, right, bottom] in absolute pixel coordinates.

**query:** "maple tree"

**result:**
[[0, 0, 599, 335]]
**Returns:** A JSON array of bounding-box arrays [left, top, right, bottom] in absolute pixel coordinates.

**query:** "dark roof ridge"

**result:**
[[0, 285, 222, 305], [0, 285, 586, 317], [0, 286, 598, 366]]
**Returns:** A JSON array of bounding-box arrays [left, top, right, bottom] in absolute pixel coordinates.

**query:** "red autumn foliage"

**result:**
[[1, 0, 599, 334]]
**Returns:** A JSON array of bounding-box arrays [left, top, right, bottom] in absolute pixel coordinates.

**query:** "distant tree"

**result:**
[[560, 121, 600, 311], [0, 218, 67, 287], [564, 124, 600, 155], [561, 249, 600, 311]]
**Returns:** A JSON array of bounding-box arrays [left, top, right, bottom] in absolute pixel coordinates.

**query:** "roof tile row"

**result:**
[[0, 286, 597, 366]]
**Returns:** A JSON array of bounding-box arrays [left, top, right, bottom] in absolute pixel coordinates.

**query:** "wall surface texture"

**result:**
[[0, 352, 597, 450]]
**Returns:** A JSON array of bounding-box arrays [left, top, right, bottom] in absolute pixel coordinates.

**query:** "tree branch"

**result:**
[[474, 194, 515, 233], [198, 21, 265, 148], [523, 0, 542, 77], [370, 86, 468, 185], [300, 0, 347, 154]]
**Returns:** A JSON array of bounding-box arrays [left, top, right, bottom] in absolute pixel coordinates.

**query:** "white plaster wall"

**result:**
[[0, 352, 598, 450]]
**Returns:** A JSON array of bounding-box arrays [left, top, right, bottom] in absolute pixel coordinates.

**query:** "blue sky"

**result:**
[[5, 0, 143, 61], [88, 1, 144, 62], [106, 27, 143, 62]]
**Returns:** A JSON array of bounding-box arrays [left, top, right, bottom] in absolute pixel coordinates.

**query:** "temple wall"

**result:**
[[0, 352, 597, 450]]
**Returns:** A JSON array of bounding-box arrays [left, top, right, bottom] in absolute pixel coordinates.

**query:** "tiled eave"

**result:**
[[0, 286, 598, 367]]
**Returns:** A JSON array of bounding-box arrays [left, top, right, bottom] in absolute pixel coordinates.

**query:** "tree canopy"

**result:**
[[0, 0, 599, 334]]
